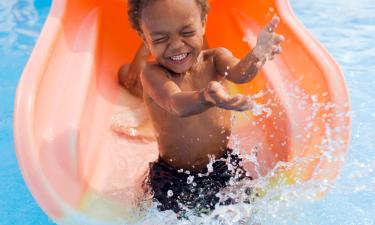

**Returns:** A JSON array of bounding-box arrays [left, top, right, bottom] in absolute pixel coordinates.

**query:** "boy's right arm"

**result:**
[[141, 66, 253, 117], [140, 65, 213, 117]]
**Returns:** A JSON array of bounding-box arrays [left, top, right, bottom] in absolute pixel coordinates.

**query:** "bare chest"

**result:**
[[169, 62, 218, 91]]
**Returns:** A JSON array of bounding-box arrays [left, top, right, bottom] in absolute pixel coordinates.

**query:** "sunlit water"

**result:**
[[1, 0, 374, 224]]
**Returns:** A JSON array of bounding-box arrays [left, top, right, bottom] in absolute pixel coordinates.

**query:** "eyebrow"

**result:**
[[181, 24, 193, 30], [150, 31, 168, 36]]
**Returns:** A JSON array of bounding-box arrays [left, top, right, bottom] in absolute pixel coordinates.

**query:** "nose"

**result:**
[[168, 36, 185, 53]]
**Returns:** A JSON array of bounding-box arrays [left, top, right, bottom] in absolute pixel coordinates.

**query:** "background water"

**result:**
[[0, 0, 374, 224], [0, 1, 54, 224]]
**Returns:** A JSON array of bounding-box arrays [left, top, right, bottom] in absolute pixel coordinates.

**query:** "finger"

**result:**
[[222, 94, 242, 106], [227, 96, 251, 111], [272, 46, 282, 55], [273, 35, 285, 44], [210, 86, 232, 104], [235, 99, 252, 111], [233, 100, 250, 111], [217, 94, 242, 109], [238, 97, 254, 111], [265, 16, 280, 33]]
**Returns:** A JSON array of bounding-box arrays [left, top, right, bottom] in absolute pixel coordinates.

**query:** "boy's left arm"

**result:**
[[214, 16, 284, 83]]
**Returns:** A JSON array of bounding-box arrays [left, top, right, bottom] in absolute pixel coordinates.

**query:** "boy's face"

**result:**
[[140, 0, 206, 74]]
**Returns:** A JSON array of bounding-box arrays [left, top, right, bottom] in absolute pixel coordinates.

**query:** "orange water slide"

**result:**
[[14, 0, 351, 224]]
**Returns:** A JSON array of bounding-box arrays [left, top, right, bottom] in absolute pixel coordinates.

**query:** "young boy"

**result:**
[[119, 0, 283, 214]]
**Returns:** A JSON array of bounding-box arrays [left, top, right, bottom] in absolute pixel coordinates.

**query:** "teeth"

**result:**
[[170, 53, 188, 61]]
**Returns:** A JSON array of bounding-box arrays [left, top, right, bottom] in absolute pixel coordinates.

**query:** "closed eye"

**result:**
[[182, 31, 195, 37], [152, 36, 168, 44]]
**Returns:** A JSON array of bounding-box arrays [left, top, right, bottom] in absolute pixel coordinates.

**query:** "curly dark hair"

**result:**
[[128, 0, 210, 33]]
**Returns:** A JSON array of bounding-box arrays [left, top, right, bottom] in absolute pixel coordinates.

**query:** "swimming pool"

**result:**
[[1, 0, 374, 224]]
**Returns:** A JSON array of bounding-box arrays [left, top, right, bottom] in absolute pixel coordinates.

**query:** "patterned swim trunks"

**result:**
[[144, 149, 252, 216]]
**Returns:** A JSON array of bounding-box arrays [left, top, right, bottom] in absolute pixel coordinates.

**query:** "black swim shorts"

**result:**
[[144, 149, 252, 216]]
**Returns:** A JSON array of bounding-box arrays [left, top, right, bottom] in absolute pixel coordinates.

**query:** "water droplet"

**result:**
[[129, 128, 136, 136], [187, 175, 194, 184]]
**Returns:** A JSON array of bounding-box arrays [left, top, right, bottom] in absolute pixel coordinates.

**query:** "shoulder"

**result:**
[[200, 48, 234, 65], [210, 47, 234, 58], [141, 63, 167, 82], [143, 63, 164, 75], [202, 48, 235, 65], [140, 64, 171, 99]]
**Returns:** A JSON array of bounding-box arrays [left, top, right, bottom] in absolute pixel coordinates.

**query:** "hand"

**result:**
[[252, 16, 284, 68], [120, 43, 150, 91], [204, 81, 253, 111], [119, 65, 136, 90]]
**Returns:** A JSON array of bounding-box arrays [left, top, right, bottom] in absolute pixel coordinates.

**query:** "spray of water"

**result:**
[[118, 77, 350, 225]]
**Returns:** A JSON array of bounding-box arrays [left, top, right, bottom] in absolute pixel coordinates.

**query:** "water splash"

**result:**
[[128, 77, 351, 224], [0, 0, 42, 54]]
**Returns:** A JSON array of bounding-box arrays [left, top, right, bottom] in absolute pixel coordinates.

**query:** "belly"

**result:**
[[149, 106, 232, 171], [158, 125, 231, 171]]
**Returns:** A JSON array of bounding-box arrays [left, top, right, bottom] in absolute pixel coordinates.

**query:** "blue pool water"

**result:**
[[0, 0, 374, 224], [0, 1, 54, 224]]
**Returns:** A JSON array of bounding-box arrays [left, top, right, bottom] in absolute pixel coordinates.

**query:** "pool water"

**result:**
[[1, 0, 374, 224], [0, 1, 54, 224]]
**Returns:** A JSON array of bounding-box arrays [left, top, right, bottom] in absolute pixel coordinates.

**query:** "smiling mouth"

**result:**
[[168, 53, 190, 64]]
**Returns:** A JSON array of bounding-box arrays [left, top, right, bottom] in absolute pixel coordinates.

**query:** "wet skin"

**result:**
[[119, 0, 284, 171]]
